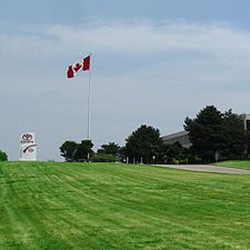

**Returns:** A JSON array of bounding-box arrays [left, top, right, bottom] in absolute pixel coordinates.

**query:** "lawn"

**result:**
[[1, 161, 250, 250], [214, 160, 250, 170]]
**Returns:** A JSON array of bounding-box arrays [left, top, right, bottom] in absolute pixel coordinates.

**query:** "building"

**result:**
[[240, 114, 250, 131]]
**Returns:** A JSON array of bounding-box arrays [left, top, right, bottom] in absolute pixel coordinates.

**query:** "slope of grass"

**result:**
[[214, 160, 250, 170], [0, 161, 250, 250]]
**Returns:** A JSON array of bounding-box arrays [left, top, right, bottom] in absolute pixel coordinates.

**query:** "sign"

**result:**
[[20, 132, 37, 161]]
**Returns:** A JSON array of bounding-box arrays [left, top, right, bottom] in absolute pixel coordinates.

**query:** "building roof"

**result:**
[[161, 130, 189, 140], [161, 130, 191, 148]]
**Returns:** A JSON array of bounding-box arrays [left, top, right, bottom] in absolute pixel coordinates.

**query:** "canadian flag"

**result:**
[[67, 55, 90, 79]]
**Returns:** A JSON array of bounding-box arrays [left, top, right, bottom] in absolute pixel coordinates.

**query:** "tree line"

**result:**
[[59, 125, 162, 164], [60, 105, 250, 164]]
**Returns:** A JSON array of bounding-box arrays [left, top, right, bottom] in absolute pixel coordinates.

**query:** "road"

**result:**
[[157, 164, 250, 174]]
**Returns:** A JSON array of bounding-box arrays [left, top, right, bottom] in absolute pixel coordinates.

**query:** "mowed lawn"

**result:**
[[215, 160, 250, 170], [1, 162, 250, 250]]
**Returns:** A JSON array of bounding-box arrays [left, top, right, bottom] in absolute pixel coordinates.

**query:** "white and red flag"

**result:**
[[67, 55, 90, 79]]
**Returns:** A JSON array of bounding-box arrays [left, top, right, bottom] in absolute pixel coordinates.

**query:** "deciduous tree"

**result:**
[[59, 140, 94, 162], [59, 141, 77, 162], [97, 142, 120, 155]]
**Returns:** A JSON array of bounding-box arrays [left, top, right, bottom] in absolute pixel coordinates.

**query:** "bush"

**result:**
[[0, 150, 8, 161], [91, 153, 116, 162]]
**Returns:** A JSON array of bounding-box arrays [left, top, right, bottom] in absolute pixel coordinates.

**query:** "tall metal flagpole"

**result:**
[[87, 53, 92, 140], [66, 55, 92, 161]]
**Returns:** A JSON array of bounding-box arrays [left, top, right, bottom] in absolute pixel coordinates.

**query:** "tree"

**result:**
[[0, 150, 8, 161], [95, 142, 121, 162], [59, 141, 78, 161], [124, 125, 162, 164], [160, 142, 188, 164], [74, 140, 94, 162], [222, 110, 248, 159], [184, 105, 225, 162], [59, 140, 94, 162], [184, 106, 250, 162], [97, 142, 120, 155]]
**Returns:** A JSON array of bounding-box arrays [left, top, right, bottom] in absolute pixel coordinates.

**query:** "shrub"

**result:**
[[0, 150, 8, 161], [91, 153, 116, 162]]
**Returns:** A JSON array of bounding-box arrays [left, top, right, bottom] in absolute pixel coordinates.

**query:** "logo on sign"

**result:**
[[23, 144, 36, 153], [21, 133, 34, 143], [22, 133, 32, 141]]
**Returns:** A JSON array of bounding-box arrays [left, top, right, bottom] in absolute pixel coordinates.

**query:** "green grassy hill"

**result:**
[[214, 160, 250, 170], [1, 161, 250, 250]]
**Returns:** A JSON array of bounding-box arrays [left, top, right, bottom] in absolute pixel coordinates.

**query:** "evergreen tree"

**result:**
[[124, 125, 162, 164], [222, 110, 247, 159], [0, 150, 8, 161], [184, 105, 225, 162], [184, 106, 250, 162]]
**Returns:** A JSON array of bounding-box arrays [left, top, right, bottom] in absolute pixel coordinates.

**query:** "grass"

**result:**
[[214, 160, 250, 170], [0, 161, 250, 249]]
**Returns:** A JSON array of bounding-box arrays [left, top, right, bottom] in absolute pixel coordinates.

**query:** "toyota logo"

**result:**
[[22, 133, 33, 142]]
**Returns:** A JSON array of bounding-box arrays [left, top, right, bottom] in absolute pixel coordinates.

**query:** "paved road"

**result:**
[[157, 164, 250, 174]]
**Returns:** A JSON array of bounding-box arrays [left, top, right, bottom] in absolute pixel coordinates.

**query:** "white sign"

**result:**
[[20, 132, 37, 161]]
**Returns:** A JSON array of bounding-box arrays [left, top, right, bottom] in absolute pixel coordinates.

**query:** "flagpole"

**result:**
[[87, 53, 92, 140], [66, 54, 92, 161]]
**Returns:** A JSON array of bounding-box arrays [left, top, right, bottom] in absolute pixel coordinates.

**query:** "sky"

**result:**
[[1, 0, 250, 161]]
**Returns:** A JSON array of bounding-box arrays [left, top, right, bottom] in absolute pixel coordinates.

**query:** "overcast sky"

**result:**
[[1, 0, 250, 161]]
